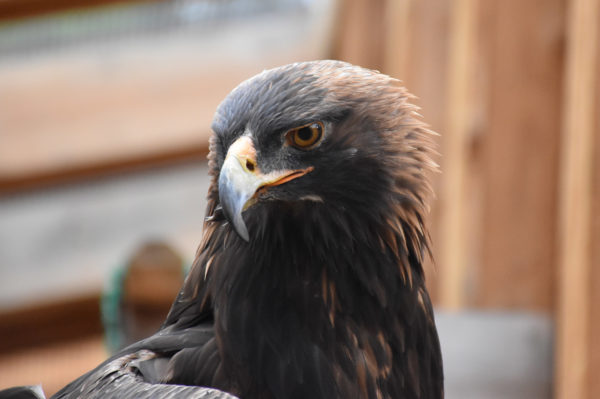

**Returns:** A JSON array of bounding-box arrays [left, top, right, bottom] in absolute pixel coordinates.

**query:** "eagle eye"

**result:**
[[286, 122, 323, 149]]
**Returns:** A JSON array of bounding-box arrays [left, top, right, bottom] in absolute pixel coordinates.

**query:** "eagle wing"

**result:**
[[49, 321, 235, 399], [51, 348, 235, 399]]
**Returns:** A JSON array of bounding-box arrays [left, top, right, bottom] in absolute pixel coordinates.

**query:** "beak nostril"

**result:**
[[246, 159, 255, 172]]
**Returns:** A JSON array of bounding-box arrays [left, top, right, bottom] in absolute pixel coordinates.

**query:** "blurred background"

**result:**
[[0, 0, 598, 398]]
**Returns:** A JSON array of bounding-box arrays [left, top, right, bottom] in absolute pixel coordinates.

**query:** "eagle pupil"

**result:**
[[297, 127, 313, 142]]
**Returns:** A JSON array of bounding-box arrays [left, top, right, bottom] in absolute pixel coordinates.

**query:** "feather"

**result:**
[[52, 351, 236, 399]]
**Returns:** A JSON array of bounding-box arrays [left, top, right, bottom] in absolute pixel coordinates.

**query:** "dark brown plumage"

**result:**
[[24, 60, 443, 399]]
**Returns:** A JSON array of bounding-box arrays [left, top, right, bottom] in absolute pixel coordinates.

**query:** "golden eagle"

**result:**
[[5, 60, 443, 399]]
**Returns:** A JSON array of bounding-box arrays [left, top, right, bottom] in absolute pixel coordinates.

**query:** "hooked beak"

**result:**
[[218, 136, 313, 241]]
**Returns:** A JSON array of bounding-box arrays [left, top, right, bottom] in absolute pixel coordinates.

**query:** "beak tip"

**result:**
[[234, 217, 250, 242], [220, 195, 251, 242]]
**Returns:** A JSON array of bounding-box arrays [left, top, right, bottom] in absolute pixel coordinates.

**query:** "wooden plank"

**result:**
[[0, 335, 106, 397], [0, 294, 102, 354], [0, 147, 207, 195], [476, 0, 565, 310], [589, 12, 600, 395], [331, 0, 386, 70], [555, 0, 599, 397], [438, 0, 477, 309], [0, 0, 155, 21], [383, 0, 412, 79]]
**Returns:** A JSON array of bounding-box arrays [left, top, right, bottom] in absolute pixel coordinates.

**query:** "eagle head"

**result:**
[[208, 60, 436, 257]]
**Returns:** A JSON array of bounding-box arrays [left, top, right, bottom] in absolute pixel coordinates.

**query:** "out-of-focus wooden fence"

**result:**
[[334, 0, 599, 397]]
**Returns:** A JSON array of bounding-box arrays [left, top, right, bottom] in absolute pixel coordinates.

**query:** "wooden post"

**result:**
[[475, 0, 565, 310], [438, 0, 476, 309], [555, 0, 599, 397]]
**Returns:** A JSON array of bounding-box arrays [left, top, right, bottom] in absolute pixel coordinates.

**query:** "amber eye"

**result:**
[[286, 122, 324, 149]]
